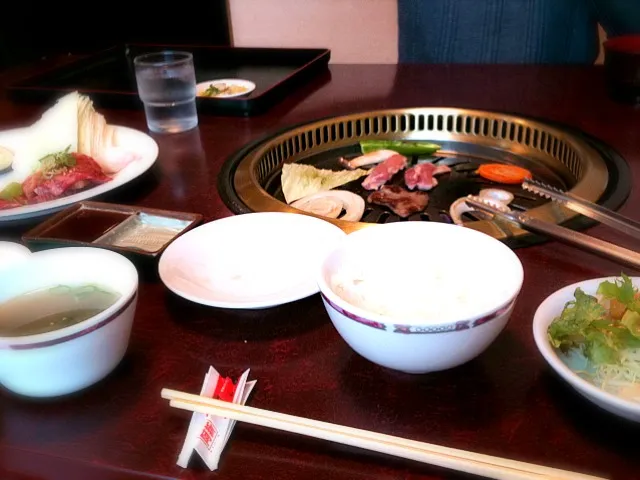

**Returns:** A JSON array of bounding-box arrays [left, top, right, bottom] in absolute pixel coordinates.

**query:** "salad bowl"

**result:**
[[533, 276, 640, 422]]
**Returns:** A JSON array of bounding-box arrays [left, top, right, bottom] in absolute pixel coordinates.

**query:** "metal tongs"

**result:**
[[464, 178, 640, 270]]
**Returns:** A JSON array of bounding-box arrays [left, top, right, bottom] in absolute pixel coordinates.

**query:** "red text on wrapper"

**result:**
[[198, 377, 237, 451], [199, 419, 219, 451]]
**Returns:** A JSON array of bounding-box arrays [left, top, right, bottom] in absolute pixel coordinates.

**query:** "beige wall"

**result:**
[[228, 0, 399, 64]]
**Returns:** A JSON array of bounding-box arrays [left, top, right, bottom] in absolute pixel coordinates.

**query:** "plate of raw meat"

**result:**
[[0, 92, 158, 221]]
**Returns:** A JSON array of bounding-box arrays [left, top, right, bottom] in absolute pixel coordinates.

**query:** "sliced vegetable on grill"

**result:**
[[360, 140, 441, 156], [477, 163, 532, 185], [290, 190, 365, 222], [281, 163, 368, 204]]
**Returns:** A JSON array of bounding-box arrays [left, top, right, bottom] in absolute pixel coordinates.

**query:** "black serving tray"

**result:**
[[7, 44, 331, 116]]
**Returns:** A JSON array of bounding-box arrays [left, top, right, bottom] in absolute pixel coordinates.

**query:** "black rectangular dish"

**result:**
[[7, 44, 331, 116], [22, 201, 202, 263]]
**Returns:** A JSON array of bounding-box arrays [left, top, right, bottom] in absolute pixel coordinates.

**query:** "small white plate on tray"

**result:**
[[196, 79, 256, 98], [158, 212, 347, 309], [0, 126, 158, 222]]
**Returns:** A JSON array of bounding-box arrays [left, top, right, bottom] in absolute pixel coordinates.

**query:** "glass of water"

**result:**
[[134, 51, 198, 134]]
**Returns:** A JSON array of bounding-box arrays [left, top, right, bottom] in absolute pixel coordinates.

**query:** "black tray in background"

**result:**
[[7, 44, 331, 116]]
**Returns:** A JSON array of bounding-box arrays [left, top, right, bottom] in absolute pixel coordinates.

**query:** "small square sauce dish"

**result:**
[[22, 201, 203, 261]]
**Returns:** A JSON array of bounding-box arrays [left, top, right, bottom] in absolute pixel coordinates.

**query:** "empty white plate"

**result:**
[[158, 212, 347, 309], [196, 79, 256, 98]]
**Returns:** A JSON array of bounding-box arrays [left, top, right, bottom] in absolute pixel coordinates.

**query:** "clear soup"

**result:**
[[0, 284, 121, 337]]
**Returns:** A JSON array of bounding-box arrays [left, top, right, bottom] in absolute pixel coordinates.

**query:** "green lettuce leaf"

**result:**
[[597, 273, 640, 312], [621, 310, 640, 339], [583, 328, 618, 365], [548, 288, 606, 349], [548, 277, 640, 367]]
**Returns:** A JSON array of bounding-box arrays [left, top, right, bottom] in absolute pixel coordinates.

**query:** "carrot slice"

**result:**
[[477, 164, 533, 184]]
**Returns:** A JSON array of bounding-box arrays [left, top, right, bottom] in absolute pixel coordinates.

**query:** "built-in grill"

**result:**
[[218, 108, 630, 248]]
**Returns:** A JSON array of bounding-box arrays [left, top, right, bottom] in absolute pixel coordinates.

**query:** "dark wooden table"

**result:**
[[1, 61, 640, 480]]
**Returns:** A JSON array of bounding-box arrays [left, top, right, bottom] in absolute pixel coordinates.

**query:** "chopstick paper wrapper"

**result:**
[[176, 367, 256, 470]]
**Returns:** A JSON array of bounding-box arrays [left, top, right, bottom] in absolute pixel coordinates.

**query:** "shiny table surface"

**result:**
[[1, 60, 640, 480]]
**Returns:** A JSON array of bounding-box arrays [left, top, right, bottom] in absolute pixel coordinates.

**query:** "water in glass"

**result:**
[[135, 52, 198, 134]]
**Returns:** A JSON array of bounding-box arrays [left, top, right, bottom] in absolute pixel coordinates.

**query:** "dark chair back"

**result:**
[[0, 1, 231, 70]]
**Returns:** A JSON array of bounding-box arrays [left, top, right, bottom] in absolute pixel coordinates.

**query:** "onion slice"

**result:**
[[290, 190, 365, 222], [449, 188, 513, 225]]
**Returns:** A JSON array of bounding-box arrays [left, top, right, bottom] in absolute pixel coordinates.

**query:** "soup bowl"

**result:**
[[0, 247, 138, 397], [317, 222, 524, 374], [0, 241, 31, 273]]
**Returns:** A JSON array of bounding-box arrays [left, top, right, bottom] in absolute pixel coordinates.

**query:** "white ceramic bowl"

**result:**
[[0, 241, 31, 272], [0, 247, 138, 398], [317, 222, 524, 374], [533, 277, 640, 422]]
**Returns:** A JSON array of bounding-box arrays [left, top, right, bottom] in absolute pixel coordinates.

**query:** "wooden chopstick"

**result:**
[[161, 388, 607, 480]]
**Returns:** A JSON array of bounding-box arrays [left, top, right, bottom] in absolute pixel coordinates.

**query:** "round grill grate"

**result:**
[[218, 108, 631, 248]]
